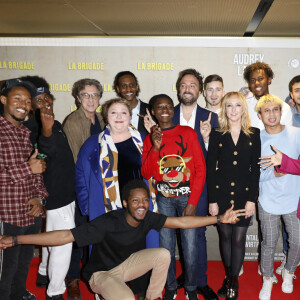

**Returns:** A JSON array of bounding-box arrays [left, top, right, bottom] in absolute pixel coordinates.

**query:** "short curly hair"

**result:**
[[176, 68, 204, 100], [243, 62, 274, 83], [122, 179, 149, 202]]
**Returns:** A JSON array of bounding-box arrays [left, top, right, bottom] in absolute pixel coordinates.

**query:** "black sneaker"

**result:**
[[22, 290, 37, 300], [36, 272, 49, 288], [46, 295, 64, 300], [163, 288, 177, 300], [185, 290, 199, 300]]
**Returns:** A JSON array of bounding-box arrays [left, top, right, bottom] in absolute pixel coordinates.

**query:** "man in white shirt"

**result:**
[[113, 71, 148, 135], [243, 62, 293, 130], [173, 69, 219, 300]]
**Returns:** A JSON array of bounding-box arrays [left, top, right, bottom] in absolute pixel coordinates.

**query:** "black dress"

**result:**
[[206, 127, 261, 226]]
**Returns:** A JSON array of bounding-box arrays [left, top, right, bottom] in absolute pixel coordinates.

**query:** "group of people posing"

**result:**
[[0, 61, 299, 300]]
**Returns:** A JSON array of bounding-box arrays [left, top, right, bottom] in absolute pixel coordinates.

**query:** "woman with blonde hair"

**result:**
[[207, 92, 261, 299]]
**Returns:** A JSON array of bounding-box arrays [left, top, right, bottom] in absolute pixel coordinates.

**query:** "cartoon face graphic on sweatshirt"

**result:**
[[156, 135, 192, 197]]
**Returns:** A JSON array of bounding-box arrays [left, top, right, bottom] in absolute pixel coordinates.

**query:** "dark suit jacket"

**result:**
[[173, 104, 218, 159], [172, 104, 218, 216], [137, 100, 149, 135]]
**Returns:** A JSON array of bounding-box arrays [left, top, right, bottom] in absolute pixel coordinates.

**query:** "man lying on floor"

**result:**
[[0, 179, 245, 300]]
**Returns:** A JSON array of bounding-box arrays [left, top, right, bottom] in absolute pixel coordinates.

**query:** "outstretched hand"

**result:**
[[220, 205, 246, 224], [259, 145, 283, 169], [200, 112, 212, 143], [139, 108, 156, 133]]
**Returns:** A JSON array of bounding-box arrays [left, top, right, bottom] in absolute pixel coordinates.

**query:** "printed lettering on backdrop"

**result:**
[[1, 37, 299, 261]]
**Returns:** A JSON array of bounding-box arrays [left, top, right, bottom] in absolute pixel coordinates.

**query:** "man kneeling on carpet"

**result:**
[[0, 180, 245, 300]]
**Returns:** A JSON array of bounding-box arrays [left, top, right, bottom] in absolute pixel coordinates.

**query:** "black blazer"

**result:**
[[206, 127, 261, 225]]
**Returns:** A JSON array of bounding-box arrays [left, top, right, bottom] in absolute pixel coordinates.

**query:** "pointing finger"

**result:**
[[207, 112, 212, 122]]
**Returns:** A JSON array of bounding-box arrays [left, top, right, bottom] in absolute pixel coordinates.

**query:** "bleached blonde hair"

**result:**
[[255, 94, 283, 113], [218, 91, 253, 136]]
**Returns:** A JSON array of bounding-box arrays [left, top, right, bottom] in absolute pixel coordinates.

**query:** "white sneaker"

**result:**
[[282, 268, 296, 293], [239, 265, 244, 276], [259, 276, 278, 300], [275, 254, 286, 275]]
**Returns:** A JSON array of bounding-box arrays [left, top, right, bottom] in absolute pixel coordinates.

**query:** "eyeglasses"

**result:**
[[79, 93, 100, 100]]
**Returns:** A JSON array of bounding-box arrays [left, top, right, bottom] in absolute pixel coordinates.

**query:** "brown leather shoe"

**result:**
[[67, 279, 81, 300]]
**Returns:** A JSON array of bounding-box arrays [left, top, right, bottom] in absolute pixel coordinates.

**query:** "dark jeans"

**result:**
[[195, 188, 208, 287], [0, 217, 42, 299], [157, 194, 198, 291]]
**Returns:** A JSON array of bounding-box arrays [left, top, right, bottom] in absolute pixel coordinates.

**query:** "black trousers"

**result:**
[[0, 217, 42, 299]]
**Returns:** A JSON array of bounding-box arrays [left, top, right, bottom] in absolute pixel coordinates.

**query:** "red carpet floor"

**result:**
[[27, 258, 300, 299]]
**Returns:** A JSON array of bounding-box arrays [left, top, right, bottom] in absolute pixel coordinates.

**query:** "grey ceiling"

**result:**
[[0, 0, 299, 37]]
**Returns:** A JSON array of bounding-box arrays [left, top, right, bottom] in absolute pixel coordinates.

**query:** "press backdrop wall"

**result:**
[[1, 37, 299, 261]]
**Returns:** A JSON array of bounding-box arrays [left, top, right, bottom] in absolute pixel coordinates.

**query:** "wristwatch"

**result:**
[[39, 198, 47, 206], [216, 215, 221, 224]]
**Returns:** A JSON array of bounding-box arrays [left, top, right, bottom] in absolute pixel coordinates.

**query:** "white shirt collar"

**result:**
[[179, 104, 197, 128], [131, 98, 141, 130]]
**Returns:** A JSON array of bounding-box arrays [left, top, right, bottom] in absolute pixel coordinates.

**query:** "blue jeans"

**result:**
[[157, 194, 198, 291]]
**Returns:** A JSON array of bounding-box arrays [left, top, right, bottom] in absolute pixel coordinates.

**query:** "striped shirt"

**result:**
[[0, 116, 48, 227]]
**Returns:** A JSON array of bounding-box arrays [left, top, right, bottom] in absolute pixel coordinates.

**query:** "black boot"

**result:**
[[226, 275, 239, 300], [218, 267, 230, 298]]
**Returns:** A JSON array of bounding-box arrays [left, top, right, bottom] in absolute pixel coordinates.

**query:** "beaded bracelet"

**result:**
[[12, 236, 18, 247]]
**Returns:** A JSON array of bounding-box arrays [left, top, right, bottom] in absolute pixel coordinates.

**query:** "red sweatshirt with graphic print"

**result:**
[[142, 125, 206, 206]]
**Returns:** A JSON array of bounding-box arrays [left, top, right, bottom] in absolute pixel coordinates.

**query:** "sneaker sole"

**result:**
[[282, 272, 294, 294], [259, 284, 274, 300], [282, 287, 293, 294]]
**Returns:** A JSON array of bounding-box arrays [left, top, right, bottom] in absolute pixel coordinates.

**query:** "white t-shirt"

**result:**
[[131, 98, 141, 130]]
